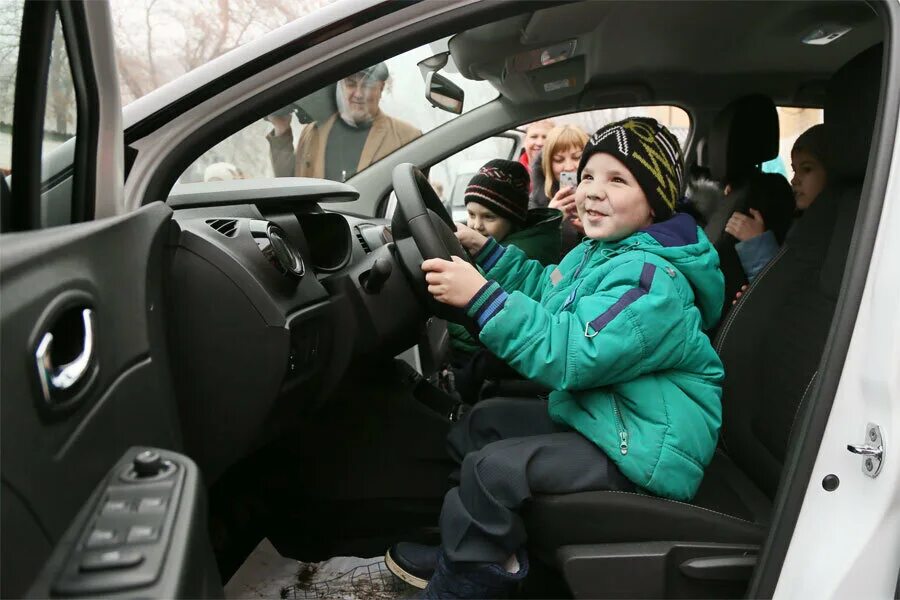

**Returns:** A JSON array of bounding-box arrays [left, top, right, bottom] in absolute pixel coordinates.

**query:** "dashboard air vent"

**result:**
[[206, 219, 238, 238], [355, 225, 373, 254]]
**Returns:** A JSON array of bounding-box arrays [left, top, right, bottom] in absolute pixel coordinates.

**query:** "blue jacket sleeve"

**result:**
[[735, 231, 779, 282], [466, 259, 690, 391]]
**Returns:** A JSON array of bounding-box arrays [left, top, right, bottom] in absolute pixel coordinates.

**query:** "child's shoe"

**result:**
[[416, 549, 528, 599], [386, 542, 440, 589]]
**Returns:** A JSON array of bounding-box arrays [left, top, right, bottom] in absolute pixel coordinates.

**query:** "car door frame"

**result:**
[[1, 1, 219, 597], [750, 4, 900, 597]]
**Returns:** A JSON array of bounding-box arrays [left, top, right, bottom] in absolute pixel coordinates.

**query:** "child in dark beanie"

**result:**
[[387, 118, 725, 599], [448, 159, 561, 361]]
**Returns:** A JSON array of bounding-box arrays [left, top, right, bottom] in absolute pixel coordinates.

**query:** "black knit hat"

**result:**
[[577, 117, 684, 221], [464, 159, 530, 225]]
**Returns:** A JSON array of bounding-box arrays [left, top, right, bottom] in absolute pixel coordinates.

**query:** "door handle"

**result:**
[[35, 308, 96, 403]]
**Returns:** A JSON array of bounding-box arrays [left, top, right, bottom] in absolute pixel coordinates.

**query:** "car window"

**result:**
[[430, 135, 518, 222], [177, 41, 499, 184], [549, 106, 691, 149], [0, 0, 25, 177], [768, 107, 824, 179], [0, 3, 78, 226], [40, 18, 77, 183], [110, 0, 340, 105]]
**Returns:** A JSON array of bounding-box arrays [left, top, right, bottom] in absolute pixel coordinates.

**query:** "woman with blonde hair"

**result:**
[[529, 124, 589, 255]]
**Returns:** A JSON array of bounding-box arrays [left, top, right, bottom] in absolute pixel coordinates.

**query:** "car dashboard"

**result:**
[[164, 178, 423, 482]]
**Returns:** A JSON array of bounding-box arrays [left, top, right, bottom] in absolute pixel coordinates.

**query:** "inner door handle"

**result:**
[[35, 308, 96, 403]]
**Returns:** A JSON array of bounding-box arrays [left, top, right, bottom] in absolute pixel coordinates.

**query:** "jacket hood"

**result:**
[[617, 213, 723, 329]]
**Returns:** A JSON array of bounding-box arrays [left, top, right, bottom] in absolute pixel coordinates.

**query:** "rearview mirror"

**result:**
[[424, 71, 464, 115]]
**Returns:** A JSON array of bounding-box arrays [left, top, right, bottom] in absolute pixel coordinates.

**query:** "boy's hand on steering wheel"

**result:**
[[422, 256, 487, 307], [454, 223, 489, 254]]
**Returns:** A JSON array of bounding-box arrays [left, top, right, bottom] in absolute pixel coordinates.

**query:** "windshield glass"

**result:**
[[177, 42, 499, 183], [110, 0, 338, 104]]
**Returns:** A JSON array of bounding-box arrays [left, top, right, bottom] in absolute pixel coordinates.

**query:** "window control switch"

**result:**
[[80, 550, 144, 572], [85, 528, 119, 548], [101, 499, 132, 514], [137, 497, 167, 513], [126, 525, 160, 543]]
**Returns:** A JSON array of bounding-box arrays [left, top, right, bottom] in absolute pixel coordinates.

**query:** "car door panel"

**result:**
[[24, 447, 221, 599], [0, 202, 198, 596]]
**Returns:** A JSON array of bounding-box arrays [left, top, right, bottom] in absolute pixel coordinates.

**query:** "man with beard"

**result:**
[[267, 63, 421, 181]]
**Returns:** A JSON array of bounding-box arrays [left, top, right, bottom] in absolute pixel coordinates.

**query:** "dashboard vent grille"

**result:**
[[206, 219, 238, 238], [355, 226, 372, 254]]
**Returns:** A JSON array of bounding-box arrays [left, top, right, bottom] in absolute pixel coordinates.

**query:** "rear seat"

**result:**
[[704, 94, 796, 318]]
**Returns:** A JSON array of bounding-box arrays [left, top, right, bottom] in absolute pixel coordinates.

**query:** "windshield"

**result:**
[[177, 42, 499, 183], [110, 0, 338, 105]]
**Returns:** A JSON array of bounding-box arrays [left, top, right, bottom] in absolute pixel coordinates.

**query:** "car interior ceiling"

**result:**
[[110, 1, 887, 598], [449, 1, 880, 103]]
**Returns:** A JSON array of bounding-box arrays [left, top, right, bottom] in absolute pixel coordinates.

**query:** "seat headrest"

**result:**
[[826, 44, 883, 181], [708, 94, 779, 183]]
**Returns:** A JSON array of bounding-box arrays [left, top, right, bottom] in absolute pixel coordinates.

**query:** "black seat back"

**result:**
[[713, 45, 882, 499], [705, 95, 795, 315]]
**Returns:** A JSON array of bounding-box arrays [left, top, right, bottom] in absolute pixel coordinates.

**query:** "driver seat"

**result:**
[[523, 44, 882, 599]]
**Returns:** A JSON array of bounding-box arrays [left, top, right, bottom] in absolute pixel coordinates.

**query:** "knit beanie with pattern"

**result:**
[[464, 159, 530, 225], [577, 117, 684, 221]]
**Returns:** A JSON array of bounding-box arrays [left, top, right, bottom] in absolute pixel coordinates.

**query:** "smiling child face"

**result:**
[[575, 152, 654, 241]]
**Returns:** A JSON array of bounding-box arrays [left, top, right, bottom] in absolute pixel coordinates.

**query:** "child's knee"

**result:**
[[461, 443, 524, 497]]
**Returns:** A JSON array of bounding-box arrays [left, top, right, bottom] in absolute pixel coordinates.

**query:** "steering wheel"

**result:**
[[390, 163, 476, 323]]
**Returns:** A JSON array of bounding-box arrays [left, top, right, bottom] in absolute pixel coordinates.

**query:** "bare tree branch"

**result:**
[[139, 0, 161, 89]]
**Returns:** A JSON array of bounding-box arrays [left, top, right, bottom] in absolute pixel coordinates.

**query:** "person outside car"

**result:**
[[266, 63, 421, 181]]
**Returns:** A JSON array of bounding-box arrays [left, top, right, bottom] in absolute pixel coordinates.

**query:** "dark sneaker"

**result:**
[[416, 549, 529, 599], [386, 542, 441, 589]]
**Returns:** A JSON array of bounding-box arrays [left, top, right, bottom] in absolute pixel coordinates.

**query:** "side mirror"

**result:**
[[424, 71, 464, 115]]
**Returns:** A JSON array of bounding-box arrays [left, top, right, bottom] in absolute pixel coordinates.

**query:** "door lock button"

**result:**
[[80, 549, 144, 572]]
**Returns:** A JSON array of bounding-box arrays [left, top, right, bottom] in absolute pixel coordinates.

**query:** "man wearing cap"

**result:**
[[267, 63, 421, 181]]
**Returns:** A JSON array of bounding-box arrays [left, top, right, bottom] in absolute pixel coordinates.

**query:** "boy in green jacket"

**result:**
[[386, 118, 724, 598]]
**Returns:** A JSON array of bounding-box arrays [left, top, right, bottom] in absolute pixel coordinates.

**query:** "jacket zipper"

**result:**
[[611, 396, 629, 455], [572, 245, 595, 279]]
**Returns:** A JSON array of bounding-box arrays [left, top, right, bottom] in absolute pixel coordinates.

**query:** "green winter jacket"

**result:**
[[449, 209, 562, 355], [466, 213, 724, 501]]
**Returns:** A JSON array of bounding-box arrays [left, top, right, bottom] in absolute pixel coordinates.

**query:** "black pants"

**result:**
[[450, 348, 522, 405], [439, 397, 635, 564]]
